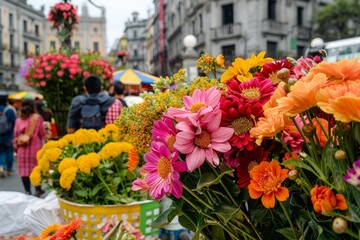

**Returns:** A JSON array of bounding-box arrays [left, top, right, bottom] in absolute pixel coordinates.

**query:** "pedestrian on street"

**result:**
[[13, 99, 46, 196], [67, 75, 122, 133], [0, 95, 17, 177]]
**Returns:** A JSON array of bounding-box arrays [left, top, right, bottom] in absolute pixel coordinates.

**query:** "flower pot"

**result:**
[[58, 198, 160, 240]]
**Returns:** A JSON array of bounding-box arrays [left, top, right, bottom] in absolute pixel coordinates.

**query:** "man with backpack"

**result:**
[[67, 75, 122, 133], [0, 95, 17, 177]]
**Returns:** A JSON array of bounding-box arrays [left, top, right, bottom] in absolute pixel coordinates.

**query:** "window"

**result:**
[[10, 34, 14, 49], [24, 41, 28, 55], [93, 27, 98, 33], [133, 31, 137, 39], [35, 24, 39, 36], [268, 0, 276, 20], [0, 73, 3, 84], [297, 46, 305, 59], [10, 73, 15, 83], [134, 49, 138, 57], [74, 41, 80, 49], [23, 20, 28, 32], [50, 41, 56, 50], [199, 14, 203, 33], [0, 52, 2, 65], [267, 41, 277, 57], [9, 13, 13, 27], [222, 4, 234, 25], [93, 42, 99, 51], [222, 45, 235, 66], [10, 54, 15, 67], [35, 45, 39, 55], [192, 20, 195, 34], [297, 7, 304, 26]]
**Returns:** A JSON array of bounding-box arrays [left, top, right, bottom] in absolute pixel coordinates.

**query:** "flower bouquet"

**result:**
[[130, 52, 360, 239], [17, 218, 82, 240]]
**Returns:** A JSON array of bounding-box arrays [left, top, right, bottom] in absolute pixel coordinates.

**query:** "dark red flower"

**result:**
[[256, 59, 292, 85]]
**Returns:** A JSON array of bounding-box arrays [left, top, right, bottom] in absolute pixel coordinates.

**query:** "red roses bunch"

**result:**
[[48, 2, 79, 32]]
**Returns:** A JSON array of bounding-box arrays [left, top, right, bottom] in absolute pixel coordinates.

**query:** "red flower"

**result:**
[[220, 96, 263, 151], [256, 59, 292, 85], [233, 147, 270, 188]]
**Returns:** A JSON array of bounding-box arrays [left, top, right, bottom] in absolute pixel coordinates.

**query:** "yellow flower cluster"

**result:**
[[197, 53, 225, 75], [98, 142, 133, 160], [77, 153, 100, 174], [59, 166, 78, 190]]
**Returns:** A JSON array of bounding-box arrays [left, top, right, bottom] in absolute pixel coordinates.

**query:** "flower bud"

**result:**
[[277, 68, 290, 81], [334, 150, 346, 160], [288, 170, 299, 180], [287, 78, 297, 86], [302, 124, 316, 137], [332, 217, 347, 234]]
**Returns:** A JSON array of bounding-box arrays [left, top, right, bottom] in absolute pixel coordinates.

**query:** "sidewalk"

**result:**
[[0, 158, 26, 194]]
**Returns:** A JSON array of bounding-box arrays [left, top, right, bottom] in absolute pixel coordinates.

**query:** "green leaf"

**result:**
[[151, 207, 177, 229], [112, 177, 121, 185], [353, 122, 360, 144], [196, 166, 233, 189], [213, 204, 239, 223], [74, 190, 88, 197], [276, 228, 301, 240], [282, 159, 319, 178], [91, 185, 102, 197]]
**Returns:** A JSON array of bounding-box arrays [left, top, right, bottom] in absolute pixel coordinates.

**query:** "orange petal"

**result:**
[[275, 187, 289, 202], [248, 183, 263, 199], [335, 194, 348, 210], [261, 192, 276, 208]]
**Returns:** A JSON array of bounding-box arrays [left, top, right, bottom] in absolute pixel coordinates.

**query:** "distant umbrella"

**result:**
[[113, 69, 159, 85], [8, 91, 43, 100]]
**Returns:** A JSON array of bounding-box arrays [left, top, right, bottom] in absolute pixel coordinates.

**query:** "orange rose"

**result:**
[[310, 185, 348, 213]]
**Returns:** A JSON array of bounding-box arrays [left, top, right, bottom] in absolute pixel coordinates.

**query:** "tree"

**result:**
[[312, 0, 360, 41]]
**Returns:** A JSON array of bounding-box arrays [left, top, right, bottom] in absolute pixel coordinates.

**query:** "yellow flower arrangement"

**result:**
[[30, 124, 147, 205]]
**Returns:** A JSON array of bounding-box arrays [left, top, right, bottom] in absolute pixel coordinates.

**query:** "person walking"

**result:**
[[0, 95, 17, 177], [13, 99, 47, 196], [67, 75, 122, 133], [113, 81, 128, 108]]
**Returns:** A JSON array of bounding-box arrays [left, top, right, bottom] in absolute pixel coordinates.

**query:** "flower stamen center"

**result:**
[[241, 87, 261, 99], [229, 117, 253, 135], [194, 131, 211, 149], [190, 102, 206, 113], [166, 135, 176, 152], [158, 157, 172, 179]]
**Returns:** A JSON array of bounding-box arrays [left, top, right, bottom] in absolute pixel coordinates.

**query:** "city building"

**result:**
[[45, 3, 107, 57], [150, 0, 336, 76], [124, 11, 147, 71], [0, 0, 45, 95]]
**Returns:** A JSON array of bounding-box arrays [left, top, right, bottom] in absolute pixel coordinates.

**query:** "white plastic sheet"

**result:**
[[23, 191, 62, 236], [0, 191, 39, 236], [0, 191, 61, 237]]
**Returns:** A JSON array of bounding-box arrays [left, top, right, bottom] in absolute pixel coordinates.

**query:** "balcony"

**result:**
[[9, 46, 19, 53], [23, 31, 41, 41], [261, 19, 287, 36], [294, 26, 311, 40], [195, 32, 206, 47], [210, 23, 242, 40]]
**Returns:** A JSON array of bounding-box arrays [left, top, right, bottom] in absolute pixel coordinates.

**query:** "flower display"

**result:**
[[127, 52, 360, 239], [29, 124, 147, 205], [16, 218, 82, 240]]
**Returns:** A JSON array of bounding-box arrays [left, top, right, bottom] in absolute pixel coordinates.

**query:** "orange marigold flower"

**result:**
[[128, 147, 139, 171], [282, 152, 301, 170], [248, 161, 289, 208], [310, 185, 348, 214], [310, 118, 329, 147], [52, 218, 82, 239]]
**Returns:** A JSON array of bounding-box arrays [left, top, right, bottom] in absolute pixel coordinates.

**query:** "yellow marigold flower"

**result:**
[[58, 158, 77, 174], [62, 133, 74, 145], [38, 156, 50, 172], [77, 153, 100, 174], [72, 129, 93, 145], [60, 166, 78, 190], [36, 148, 45, 162], [99, 142, 133, 160], [56, 138, 70, 148], [40, 223, 61, 239], [44, 148, 63, 163], [42, 140, 59, 150], [98, 128, 108, 142], [30, 166, 42, 186]]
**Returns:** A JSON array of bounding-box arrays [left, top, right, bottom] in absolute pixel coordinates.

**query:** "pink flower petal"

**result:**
[[186, 147, 206, 171]]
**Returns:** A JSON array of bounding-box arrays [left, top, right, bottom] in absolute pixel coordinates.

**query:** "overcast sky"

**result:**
[[29, 0, 153, 51]]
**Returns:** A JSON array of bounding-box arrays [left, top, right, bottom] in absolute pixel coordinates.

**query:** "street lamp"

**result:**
[[183, 34, 198, 82]]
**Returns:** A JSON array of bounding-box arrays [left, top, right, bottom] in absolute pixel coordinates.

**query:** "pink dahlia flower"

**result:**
[[174, 111, 233, 172], [143, 142, 187, 200], [165, 86, 221, 127], [152, 117, 177, 152]]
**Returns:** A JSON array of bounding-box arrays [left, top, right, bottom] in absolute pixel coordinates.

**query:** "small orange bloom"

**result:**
[[52, 218, 82, 239], [311, 118, 329, 147], [248, 161, 289, 208], [282, 152, 301, 170], [127, 147, 139, 171], [310, 185, 348, 214]]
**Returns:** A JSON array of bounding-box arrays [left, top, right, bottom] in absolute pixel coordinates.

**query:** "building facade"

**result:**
[[45, 3, 107, 57], [0, 0, 45, 95], [124, 12, 147, 71], [150, 0, 335, 76]]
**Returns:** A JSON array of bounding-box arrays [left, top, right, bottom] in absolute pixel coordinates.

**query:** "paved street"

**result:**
[[0, 158, 27, 194]]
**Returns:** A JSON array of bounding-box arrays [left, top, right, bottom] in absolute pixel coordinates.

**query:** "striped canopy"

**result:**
[[113, 69, 159, 85]]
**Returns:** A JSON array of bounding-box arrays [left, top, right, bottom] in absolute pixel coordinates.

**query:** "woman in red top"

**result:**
[[13, 99, 47, 196]]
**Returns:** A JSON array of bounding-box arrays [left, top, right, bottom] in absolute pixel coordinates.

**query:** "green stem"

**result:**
[[227, 221, 258, 240], [278, 137, 292, 154], [279, 201, 297, 239], [94, 168, 119, 198], [345, 228, 359, 239], [182, 184, 214, 210]]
